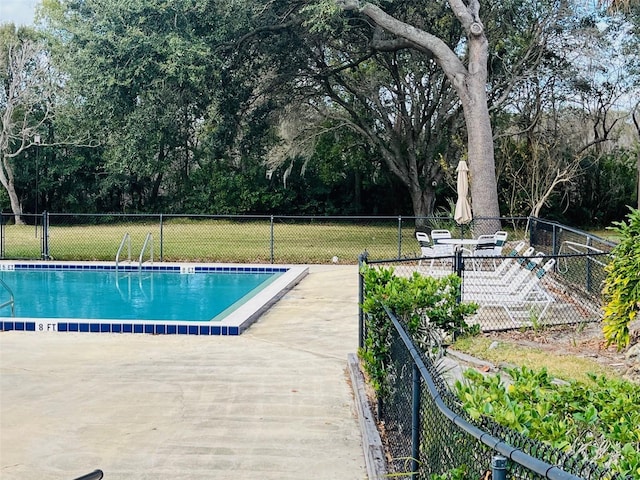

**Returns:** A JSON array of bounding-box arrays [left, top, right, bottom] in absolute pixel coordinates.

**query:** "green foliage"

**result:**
[[573, 151, 639, 227], [359, 266, 478, 395], [602, 207, 640, 349], [430, 465, 469, 480], [456, 366, 640, 478]]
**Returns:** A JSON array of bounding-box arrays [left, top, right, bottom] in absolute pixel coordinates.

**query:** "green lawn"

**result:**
[[2, 220, 420, 264]]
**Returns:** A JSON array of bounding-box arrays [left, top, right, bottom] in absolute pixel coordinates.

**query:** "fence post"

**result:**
[[552, 224, 558, 255], [0, 213, 4, 259], [585, 236, 592, 292], [357, 251, 368, 350], [159, 213, 164, 261], [491, 455, 507, 480], [397, 216, 402, 259], [41, 211, 49, 260], [270, 215, 275, 264], [453, 249, 464, 304], [411, 363, 421, 480]]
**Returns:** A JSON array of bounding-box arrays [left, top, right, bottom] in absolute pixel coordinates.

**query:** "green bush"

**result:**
[[602, 207, 640, 349], [456, 367, 640, 478], [359, 266, 478, 396]]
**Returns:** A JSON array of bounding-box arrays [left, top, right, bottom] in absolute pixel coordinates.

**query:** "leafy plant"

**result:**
[[359, 265, 478, 396], [430, 464, 469, 480], [455, 366, 640, 478], [602, 207, 640, 349]]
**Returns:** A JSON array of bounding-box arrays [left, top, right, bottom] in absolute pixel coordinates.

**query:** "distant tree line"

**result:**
[[1, 0, 638, 227]]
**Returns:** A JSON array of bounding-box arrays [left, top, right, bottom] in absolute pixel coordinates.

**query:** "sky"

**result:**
[[0, 0, 39, 27]]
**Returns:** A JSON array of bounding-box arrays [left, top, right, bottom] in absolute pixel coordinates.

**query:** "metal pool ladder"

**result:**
[[138, 232, 153, 270], [115, 233, 131, 270], [0, 277, 15, 317]]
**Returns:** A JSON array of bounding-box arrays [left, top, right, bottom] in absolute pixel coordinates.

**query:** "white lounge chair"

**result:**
[[493, 231, 509, 255], [464, 259, 557, 326], [462, 249, 542, 291]]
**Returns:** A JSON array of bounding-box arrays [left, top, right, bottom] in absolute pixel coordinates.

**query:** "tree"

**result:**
[[336, 0, 500, 226], [0, 24, 54, 223], [265, 29, 463, 221], [43, 0, 221, 212], [236, 0, 558, 224]]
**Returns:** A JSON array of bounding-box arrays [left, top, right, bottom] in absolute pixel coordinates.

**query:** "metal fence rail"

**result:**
[[366, 305, 621, 480], [529, 217, 616, 255], [0, 212, 530, 263]]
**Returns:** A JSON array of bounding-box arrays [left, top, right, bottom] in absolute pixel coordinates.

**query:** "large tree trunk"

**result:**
[[341, 1, 501, 231], [410, 187, 436, 228], [0, 155, 24, 225]]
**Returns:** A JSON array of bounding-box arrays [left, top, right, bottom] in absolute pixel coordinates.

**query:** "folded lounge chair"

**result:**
[[463, 258, 556, 326]]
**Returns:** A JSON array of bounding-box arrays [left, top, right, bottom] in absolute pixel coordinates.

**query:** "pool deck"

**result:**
[[0, 265, 367, 480]]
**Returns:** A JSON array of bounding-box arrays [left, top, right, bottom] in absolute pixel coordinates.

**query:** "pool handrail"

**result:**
[[115, 232, 131, 270], [138, 232, 154, 270], [0, 276, 14, 316]]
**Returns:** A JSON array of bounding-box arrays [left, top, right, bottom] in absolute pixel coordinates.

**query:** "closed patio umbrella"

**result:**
[[454, 160, 472, 225]]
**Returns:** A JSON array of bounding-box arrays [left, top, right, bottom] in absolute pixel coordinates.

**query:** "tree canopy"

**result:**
[[0, 0, 636, 225]]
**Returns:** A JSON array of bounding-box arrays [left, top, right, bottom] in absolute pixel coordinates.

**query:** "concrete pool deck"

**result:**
[[0, 265, 367, 480]]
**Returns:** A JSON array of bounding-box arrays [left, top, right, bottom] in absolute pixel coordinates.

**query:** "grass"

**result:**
[[452, 334, 621, 384], [588, 229, 621, 243], [3, 220, 420, 263], [2, 218, 530, 263]]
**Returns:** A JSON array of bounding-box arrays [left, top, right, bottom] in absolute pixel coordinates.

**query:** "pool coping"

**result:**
[[0, 261, 309, 336]]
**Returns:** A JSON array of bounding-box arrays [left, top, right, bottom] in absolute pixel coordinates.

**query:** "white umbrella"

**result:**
[[454, 160, 473, 225]]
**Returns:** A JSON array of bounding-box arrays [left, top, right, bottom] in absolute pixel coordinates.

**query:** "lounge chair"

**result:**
[[463, 258, 556, 326], [493, 231, 509, 255], [462, 248, 541, 290]]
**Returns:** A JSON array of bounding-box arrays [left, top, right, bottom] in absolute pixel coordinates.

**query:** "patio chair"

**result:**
[[416, 232, 435, 266], [468, 234, 498, 269], [429, 229, 455, 269], [430, 229, 454, 255]]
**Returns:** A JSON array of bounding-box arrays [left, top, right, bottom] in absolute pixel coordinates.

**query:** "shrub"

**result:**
[[359, 265, 478, 396], [602, 207, 640, 349], [455, 367, 640, 478]]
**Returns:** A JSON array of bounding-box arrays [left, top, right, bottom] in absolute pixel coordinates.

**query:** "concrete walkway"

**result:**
[[0, 265, 367, 480]]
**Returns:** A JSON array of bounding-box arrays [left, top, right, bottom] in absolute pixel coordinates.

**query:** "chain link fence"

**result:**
[[357, 231, 622, 477], [528, 217, 616, 308], [362, 236, 610, 332], [0, 212, 530, 263], [373, 307, 623, 480]]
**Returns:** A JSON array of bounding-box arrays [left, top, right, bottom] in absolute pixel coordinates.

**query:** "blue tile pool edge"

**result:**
[[0, 262, 308, 336]]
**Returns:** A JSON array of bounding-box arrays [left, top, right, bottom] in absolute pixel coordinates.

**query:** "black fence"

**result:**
[[0, 212, 530, 263], [371, 306, 621, 480]]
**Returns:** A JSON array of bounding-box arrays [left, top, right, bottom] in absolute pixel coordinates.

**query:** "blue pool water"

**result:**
[[0, 262, 308, 335], [0, 269, 279, 322]]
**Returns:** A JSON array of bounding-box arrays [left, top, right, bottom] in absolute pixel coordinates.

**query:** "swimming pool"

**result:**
[[0, 262, 308, 335]]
